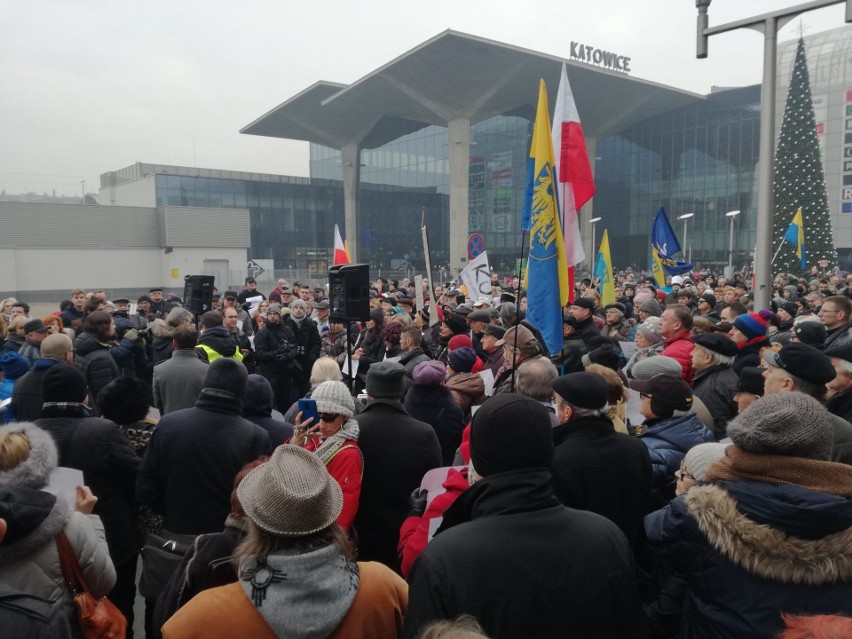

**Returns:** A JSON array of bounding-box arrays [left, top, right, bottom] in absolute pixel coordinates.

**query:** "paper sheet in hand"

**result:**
[[479, 368, 495, 396], [625, 388, 645, 430], [246, 295, 264, 312], [619, 341, 637, 359], [45, 467, 85, 510]]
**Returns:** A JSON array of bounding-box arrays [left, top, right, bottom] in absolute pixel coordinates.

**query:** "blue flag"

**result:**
[[651, 207, 692, 275], [783, 208, 807, 270]]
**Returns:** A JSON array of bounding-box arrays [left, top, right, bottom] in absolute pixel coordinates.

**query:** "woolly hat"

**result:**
[[443, 313, 467, 335], [726, 392, 832, 461], [581, 344, 621, 371], [792, 321, 827, 346], [366, 360, 406, 398], [311, 380, 355, 419], [630, 355, 682, 380], [267, 303, 282, 316], [779, 301, 798, 318], [449, 347, 477, 373], [736, 367, 765, 396], [469, 394, 554, 477], [638, 298, 662, 316], [636, 317, 663, 345], [42, 364, 88, 403], [671, 276, 684, 286], [412, 360, 446, 386], [683, 443, 728, 481], [448, 334, 473, 351], [202, 357, 248, 399], [0, 423, 58, 488], [237, 445, 343, 537], [551, 372, 608, 410], [0, 352, 30, 381], [290, 299, 309, 311], [732, 312, 768, 340]]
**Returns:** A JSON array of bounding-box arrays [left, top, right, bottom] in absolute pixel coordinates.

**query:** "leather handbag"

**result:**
[[56, 530, 127, 639], [138, 530, 197, 600]]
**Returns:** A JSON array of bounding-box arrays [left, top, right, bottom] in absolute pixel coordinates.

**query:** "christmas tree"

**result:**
[[772, 37, 836, 275]]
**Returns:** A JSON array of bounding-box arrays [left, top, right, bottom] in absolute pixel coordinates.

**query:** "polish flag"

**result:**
[[551, 63, 595, 301], [333, 224, 349, 265]]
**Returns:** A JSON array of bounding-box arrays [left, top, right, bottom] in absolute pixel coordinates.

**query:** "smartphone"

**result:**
[[297, 398, 319, 425]]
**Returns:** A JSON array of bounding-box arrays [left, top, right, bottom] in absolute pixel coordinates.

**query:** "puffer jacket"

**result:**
[[660, 331, 695, 385], [73, 331, 119, 402], [640, 412, 714, 503], [445, 373, 486, 422], [0, 486, 116, 636], [645, 479, 852, 639]]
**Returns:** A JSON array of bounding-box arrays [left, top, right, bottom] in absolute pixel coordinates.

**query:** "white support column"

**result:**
[[448, 117, 470, 275], [341, 143, 360, 261]]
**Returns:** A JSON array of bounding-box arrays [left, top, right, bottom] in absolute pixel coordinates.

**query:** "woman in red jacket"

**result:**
[[291, 380, 363, 532]]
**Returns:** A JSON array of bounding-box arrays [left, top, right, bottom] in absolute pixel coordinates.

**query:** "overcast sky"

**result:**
[[1, 0, 847, 197]]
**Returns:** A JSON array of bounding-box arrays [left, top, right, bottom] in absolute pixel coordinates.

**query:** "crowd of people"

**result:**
[[0, 266, 851, 639]]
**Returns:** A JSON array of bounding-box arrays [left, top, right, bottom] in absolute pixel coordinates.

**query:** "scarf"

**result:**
[[706, 446, 852, 497], [315, 418, 360, 466], [239, 544, 359, 639], [39, 402, 94, 418]]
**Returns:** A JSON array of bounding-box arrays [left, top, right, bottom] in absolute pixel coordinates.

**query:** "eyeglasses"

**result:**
[[318, 413, 339, 423], [554, 398, 572, 409], [678, 460, 695, 481]]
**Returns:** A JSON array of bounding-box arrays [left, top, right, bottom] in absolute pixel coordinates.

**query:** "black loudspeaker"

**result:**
[[183, 275, 215, 315], [329, 264, 370, 323]]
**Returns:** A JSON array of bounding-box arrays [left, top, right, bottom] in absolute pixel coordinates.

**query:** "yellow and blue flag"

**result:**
[[522, 80, 569, 356], [594, 229, 616, 305], [783, 208, 806, 269], [650, 207, 692, 287]]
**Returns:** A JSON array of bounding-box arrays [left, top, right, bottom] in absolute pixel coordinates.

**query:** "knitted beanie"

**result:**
[[444, 313, 467, 335], [638, 298, 662, 316], [448, 334, 473, 351], [732, 312, 768, 340], [636, 317, 663, 345], [311, 380, 355, 418], [449, 347, 477, 373], [683, 443, 728, 481], [470, 394, 554, 477], [412, 360, 446, 386], [237, 445, 342, 537], [42, 364, 88, 403], [203, 357, 248, 398], [267, 303, 282, 316], [726, 392, 832, 461], [0, 352, 30, 380], [0, 423, 57, 488]]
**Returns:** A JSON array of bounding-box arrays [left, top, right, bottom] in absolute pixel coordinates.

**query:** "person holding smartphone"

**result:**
[[291, 381, 362, 532]]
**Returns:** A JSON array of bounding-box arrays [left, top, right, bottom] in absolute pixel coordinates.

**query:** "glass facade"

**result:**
[[595, 85, 761, 271]]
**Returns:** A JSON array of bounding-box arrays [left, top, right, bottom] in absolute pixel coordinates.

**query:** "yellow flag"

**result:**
[[594, 229, 616, 305]]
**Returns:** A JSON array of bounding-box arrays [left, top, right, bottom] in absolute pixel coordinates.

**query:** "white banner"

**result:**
[[459, 250, 493, 300]]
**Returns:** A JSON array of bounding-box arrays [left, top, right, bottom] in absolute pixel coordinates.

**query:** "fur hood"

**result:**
[[149, 318, 174, 339], [685, 483, 852, 585], [0, 423, 57, 489], [0, 486, 71, 563]]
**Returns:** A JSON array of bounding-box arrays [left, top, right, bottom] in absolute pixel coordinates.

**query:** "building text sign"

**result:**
[[570, 42, 631, 73]]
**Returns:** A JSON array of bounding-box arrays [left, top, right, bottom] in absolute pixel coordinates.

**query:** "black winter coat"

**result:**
[[253, 321, 298, 376], [403, 469, 647, 639], [242, 374, 294, 447], [136, 391, 272, 535], [551, 415, 652, 551], [286, 317, 321, 377], [73, 332, 119, 402], [646, 479, 852, 639], [691, 364, 738, 438], [353, 399, 442, 573], [10, 359, 61, 422], [404, 384, 466, 466], [36, 406, 140, 562]]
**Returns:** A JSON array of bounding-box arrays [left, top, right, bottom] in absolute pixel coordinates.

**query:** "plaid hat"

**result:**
[[726, 392, 832, 461], [763, 342, 835, 386], [736, 367, 765, 396], [0, 352, 30, 380], [629, 373, 693, 418], [449, 347, 478, 373], [237, 445, 343, 537], [551, 372, 608, 409], [732, 312, 769, 340], [312, 380, 355, 418], [470, 394, 554, 477]]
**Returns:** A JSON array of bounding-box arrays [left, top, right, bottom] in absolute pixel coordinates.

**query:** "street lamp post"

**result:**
[[696, 0, 852, 310], [678, 213, 694, 264], [726, 210, 740, 275], [589, 217, 602, 268]]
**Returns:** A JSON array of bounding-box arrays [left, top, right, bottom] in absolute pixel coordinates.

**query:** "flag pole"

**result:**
[[770, 241, 783, 266], [510, 229, 528, 391]]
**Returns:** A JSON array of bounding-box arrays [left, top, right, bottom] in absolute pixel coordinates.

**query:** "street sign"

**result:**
[[247, 259, 265, 277], [468, 234, 485, 259]]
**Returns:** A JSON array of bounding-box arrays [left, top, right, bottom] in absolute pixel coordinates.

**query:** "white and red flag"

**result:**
[[551, 63, 595, 301], [333, 224, 350, 265]]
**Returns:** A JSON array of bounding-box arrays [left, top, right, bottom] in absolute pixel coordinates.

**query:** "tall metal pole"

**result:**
[[682, 218, 689, 257], [729, 215, 736, 272]]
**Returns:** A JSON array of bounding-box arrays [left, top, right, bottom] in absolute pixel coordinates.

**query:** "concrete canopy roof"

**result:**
[[241, 30, 704, 150]]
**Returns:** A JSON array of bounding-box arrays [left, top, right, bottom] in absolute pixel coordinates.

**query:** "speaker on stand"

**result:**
[[329, 264, 371, 394], [183, 275, 216, 316]]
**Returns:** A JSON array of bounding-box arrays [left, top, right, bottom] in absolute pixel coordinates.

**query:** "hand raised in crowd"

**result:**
[[291, 412, 319, 448], [75, 485, 98, 514]]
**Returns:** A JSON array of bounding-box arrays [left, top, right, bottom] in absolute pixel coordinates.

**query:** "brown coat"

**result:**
[[161, 561, 407, 639]]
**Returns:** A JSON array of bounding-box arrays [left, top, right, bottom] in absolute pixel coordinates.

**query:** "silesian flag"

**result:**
[[522, 80, 569, 356], [783, 207, 807, 269], [333, 224, 349, 265], [551, 63, 595, 300], [594, 229, 616, 305], [650, 207, 692, 278]]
